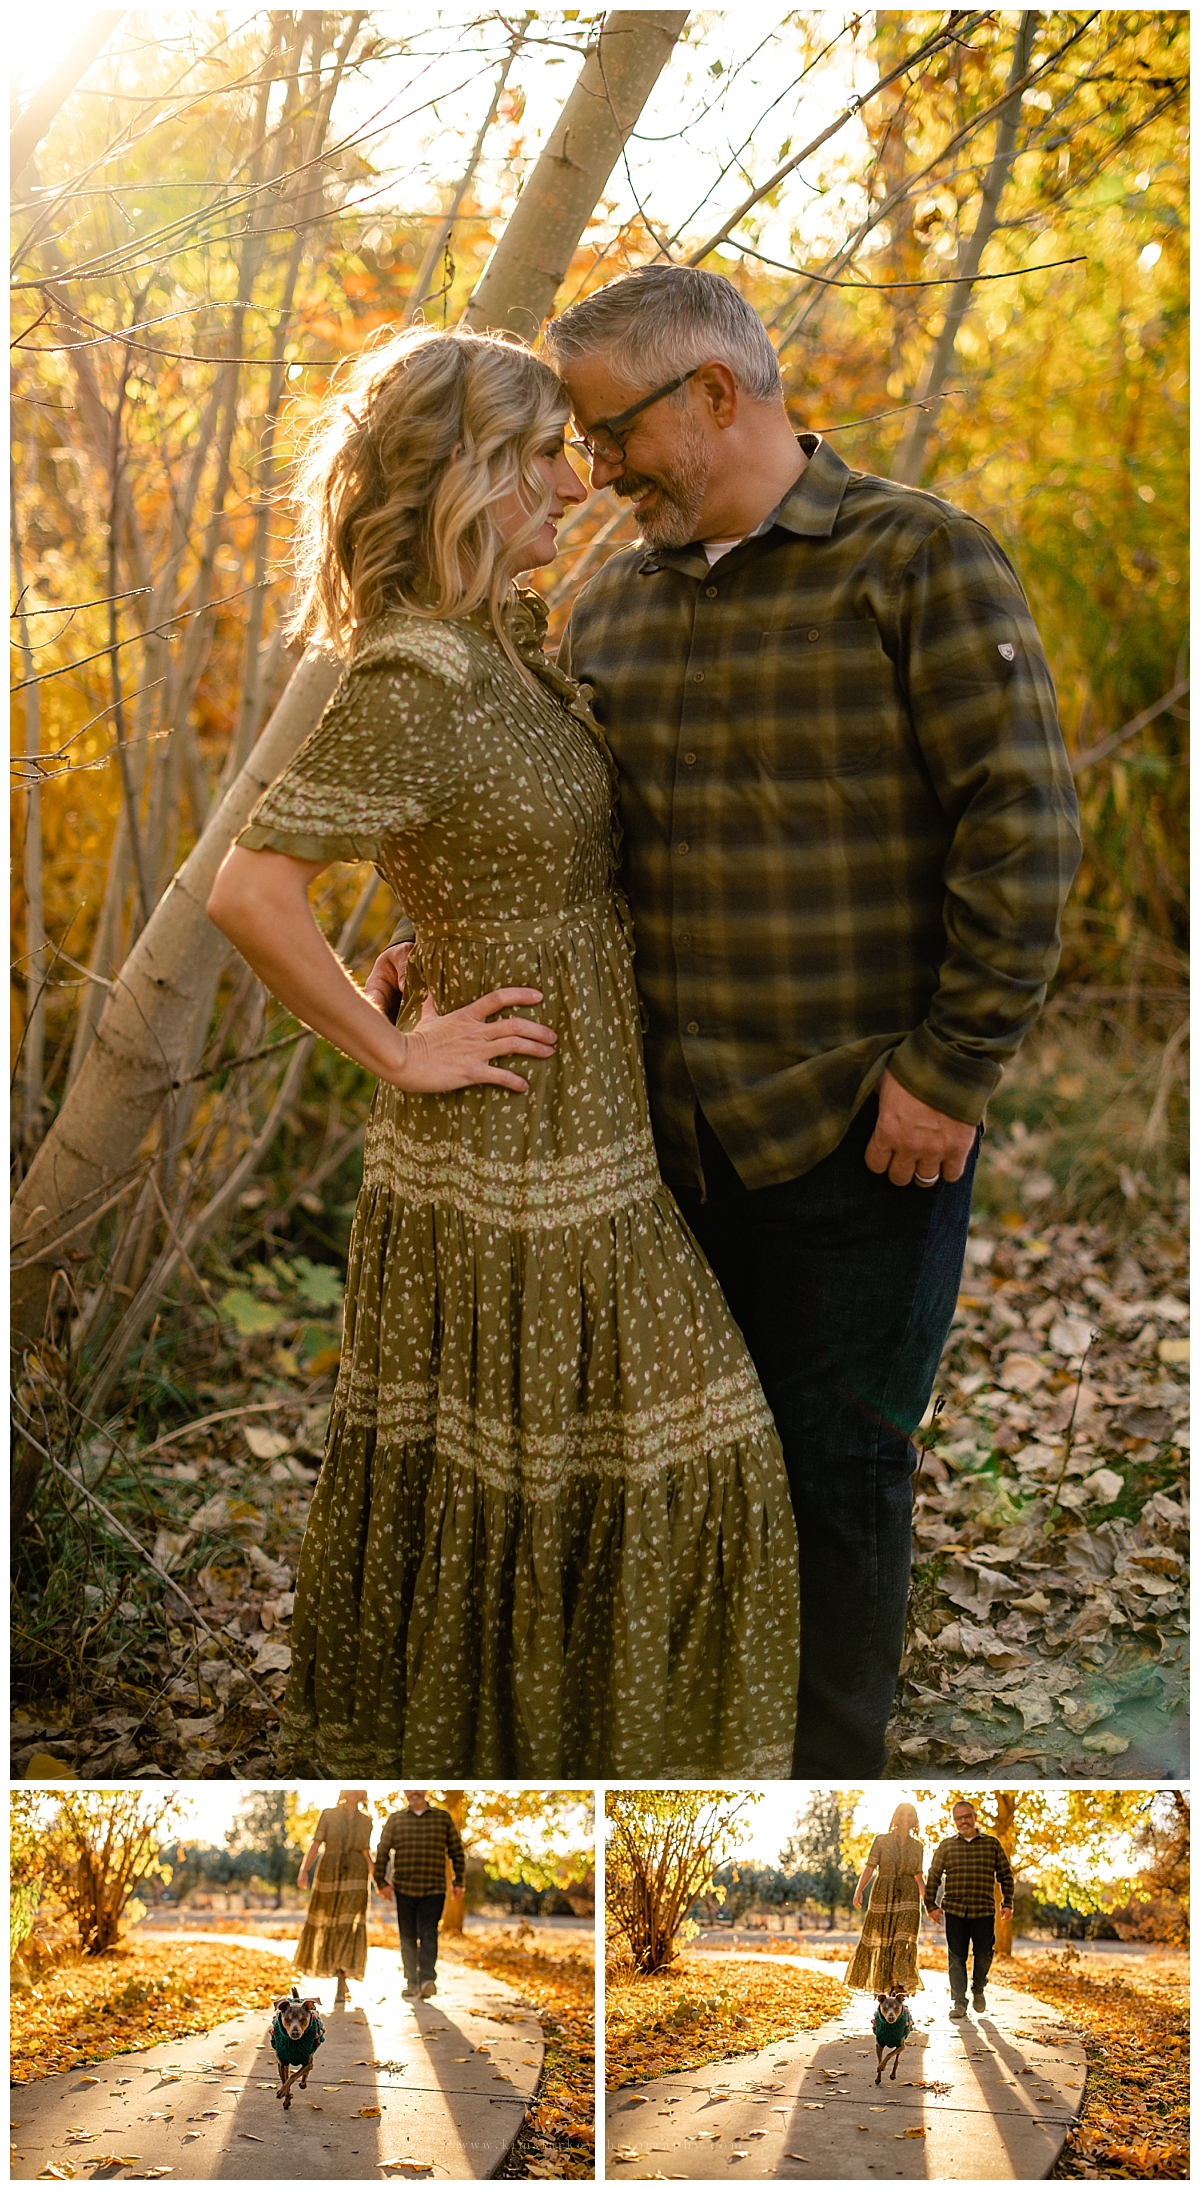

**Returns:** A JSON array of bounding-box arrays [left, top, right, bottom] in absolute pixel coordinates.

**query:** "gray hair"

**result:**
[[544, 265, 782, 404]]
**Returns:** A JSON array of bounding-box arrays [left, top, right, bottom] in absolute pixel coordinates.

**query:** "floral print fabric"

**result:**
[[240, 593, 801, 1776]]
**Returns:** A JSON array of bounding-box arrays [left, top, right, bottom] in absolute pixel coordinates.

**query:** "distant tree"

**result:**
[[608, 1791, 760, 1974], [781, 1793, 855, 1931], [225, 1790, 302, 1908], [45, 1791, 183, 1953]]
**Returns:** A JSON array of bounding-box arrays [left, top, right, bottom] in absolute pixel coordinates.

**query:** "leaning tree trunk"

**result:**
[[892, 13, 1036, 486], [10, 8, 688, 1361], [461, 10, 688, 339]]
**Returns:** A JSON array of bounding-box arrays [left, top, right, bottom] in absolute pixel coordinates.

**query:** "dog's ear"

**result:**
[[302, 1997, 320, 2010]]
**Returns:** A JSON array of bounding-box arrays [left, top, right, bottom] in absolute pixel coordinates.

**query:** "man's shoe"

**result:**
[[401, 1984, 419, 2000], [949, 2004, 968, 2019], [420, 1979, 437, 1998], [972, 1992, 987, 2013]]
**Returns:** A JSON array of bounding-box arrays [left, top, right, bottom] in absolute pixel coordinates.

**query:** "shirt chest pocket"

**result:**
[[756, 618, 894, 778]]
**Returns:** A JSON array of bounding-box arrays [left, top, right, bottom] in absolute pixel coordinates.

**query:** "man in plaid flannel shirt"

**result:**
[[925, 1799, 1015, 2015], [548, 266, 1079, 1776], [375, 1789, 465, 2000]]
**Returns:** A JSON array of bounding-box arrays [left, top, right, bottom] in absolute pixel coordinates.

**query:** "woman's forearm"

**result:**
[[207, 847, 406, 1082], [207, 846, 557, 1095]]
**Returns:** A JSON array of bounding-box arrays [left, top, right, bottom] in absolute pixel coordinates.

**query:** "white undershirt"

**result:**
[[702, 538, 743, 565]]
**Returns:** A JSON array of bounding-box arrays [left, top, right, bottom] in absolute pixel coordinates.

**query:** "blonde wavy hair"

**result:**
[[288, 325, 571, 662], [889, 1804, 920, 1836]]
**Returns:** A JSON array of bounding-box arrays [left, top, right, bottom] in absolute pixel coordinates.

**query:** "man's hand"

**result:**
[[926, 1906, 944, 1927], [450, 1883, 464, 1900], [364, 941, 413, 1022], [378, 1882, 394, 1901], [999, 1904, 1013, 1918], [865, 1067, 976, 1187]]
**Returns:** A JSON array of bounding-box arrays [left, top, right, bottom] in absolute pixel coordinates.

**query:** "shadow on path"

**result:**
[[11, 1930, 543, 2182], [606, 1955, 1086, 2181]]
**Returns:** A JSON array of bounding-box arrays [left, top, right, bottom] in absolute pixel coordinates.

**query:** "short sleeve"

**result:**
[[868, 1835, 883, 1864], [238, 620, 472, 863]]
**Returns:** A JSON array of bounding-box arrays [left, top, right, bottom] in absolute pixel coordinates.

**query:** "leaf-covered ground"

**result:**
[[9, 1939, 298, 2083], [11, 1044, 1187, 1784], [605, 1955, 846, 2090], [888, 1192, 1188, 1778], [1003, 1950, 1189, 2179], [438, 1932, 595, 2181]]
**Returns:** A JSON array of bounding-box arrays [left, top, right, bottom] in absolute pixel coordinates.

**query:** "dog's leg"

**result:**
[[875, 2048, 884, 2085], [890, 2047, 900, 2081]]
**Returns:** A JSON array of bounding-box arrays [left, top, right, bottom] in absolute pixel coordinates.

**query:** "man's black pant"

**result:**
[[944, 1912, 995, 2004], [395, 1891, 444, 1989], [673, 1094, 978, 1775]]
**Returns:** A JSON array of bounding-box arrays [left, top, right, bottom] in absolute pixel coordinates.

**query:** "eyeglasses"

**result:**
[[567, 366, 703, 465]]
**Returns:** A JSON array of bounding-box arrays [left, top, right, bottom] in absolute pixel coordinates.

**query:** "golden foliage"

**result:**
[[1004, 1950, 1189, 2180], [9, 1937, 297, 2083], [605, 1954, 845, 2089]]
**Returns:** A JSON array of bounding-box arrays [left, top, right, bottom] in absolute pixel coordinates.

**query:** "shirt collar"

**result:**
[[637, 433, 853, 574]]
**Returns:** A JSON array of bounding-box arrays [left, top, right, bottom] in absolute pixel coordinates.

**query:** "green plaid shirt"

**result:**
[[374, 1805, 465, 1897], [925, 1832, 1015, 1918], [559, 436, 1080, 1192]]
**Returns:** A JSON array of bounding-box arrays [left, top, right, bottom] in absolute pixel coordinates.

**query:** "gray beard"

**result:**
[[621, 417, 714, 549]]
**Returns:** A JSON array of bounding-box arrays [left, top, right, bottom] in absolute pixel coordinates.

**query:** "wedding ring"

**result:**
[[913, 1171, 940, 1187]]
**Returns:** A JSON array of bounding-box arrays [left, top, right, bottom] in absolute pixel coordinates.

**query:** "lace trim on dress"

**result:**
[[361, 1118, 663, 1229], [331, 1363, 778, 1494], [248, 779, 429, 842]]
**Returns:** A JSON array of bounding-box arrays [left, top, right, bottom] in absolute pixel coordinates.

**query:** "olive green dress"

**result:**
[[844, 1833, 925, 1993], [240, 591, 800, 1777], [294, 1803, 372, 1980]]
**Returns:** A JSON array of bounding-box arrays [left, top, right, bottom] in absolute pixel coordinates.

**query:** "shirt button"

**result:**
[[686, 1020, 700, 1035], [683, 751, 697, 766], [692, 669, 705, 682], [808, 628, 820, 642], [678, 933, 691, 946], [677, 841, 690, 855], [705, 586, 718, 599]]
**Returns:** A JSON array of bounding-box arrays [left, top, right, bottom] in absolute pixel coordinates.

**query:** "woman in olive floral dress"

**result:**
[[208, 326, 800, 1777], [845, 1802, 926, 1994], [295, 1787, 373, 2003]]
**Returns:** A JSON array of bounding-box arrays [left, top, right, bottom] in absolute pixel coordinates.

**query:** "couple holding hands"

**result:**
[[847, 1797, 1016, 2018], [208, 264, 1079, 1781]]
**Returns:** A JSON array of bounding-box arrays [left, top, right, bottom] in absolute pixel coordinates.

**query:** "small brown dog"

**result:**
[[270, 1989, 325, 2109], [872, 1988, 915, 2083]]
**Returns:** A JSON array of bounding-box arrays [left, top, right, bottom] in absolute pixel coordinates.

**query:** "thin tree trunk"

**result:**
[[462, 10, 687, 340], [403, 26, 526, 326], [9, 11, 126, 185], [12, 463, 46, 1154], [892, 14, 1037, 487], [11, 649, 340, 1348]]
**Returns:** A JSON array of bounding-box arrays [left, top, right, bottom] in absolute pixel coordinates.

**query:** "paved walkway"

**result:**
[[11, 1931, 543, 2180], [606, 1955, 1087, 2181]]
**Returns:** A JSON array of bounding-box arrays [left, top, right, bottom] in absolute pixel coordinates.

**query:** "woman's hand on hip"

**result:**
[[387, 988, 557, 1094]]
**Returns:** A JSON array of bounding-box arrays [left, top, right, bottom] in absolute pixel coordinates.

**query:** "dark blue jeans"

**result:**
[[945, 1912, 995, 2004], [673, 1095, 978, 1775], [395, 1891, 444, 1988]]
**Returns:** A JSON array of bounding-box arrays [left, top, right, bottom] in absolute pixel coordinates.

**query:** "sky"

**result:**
[[13, 8, 875, 272]]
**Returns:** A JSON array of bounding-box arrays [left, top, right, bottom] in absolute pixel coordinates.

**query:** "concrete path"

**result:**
[[11, 1931, 543, 2181], [606, 1955, 1087, 2181]]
